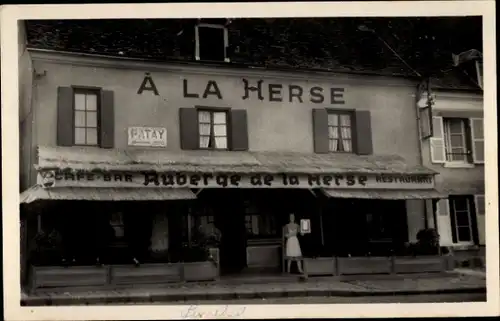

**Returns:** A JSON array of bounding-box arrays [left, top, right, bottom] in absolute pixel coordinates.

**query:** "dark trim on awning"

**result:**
[[20, 185, 197, 204], [321, 188, 447, 200]]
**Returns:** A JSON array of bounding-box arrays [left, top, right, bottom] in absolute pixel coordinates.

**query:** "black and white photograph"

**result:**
[[1, 2, 498, 320]]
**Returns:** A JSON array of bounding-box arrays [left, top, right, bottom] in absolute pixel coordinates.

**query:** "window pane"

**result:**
[[75, 94, 86, 111], [340, 127, 351, 139], [74, 111, 86, 127], [86, 111, 97, 127], [342, 139, 352, 152], [453, 198, 468, 211], [199, 123, 211, 135], [448, 119, 463, 134], [199, 136, 210, 148], [457, 227, 472, 242], [329, 139, 339, 152], [450, 135, 464, 148], [213, 112, 226, 124], [251, 215, 259, 235], [86, 128, 98, 145], [328, 114, 338, 126], [213, 124, 227, 136], [455, 210, 470, 226], [198, 111, 211, 123], [215, 137, 227, 149], [450, 153, 466, 162], [328, 126, 338, 139], [451, 147, 466, 153], [340, 114, 351, 126], [74, 128, 86, 144], [86, 94, 97, 111]]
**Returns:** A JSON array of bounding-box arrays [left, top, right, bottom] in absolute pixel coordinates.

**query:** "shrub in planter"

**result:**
[[415, 228, 440, 255], [29, 229, 63, 266]]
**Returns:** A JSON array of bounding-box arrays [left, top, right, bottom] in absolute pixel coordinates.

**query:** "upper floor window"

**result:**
[[179, 107, 248, 151], [74, 90, 100, 146], [198, 110, 228, 150], [312, 109, 373, 155], [195, 23, 229, 62], [327, 111, 353, 153], [56, 86, 114, 149], [430, 116, 484, 165]]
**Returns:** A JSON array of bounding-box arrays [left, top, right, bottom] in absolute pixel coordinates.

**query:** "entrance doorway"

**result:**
[[195, 190, 247, 275]]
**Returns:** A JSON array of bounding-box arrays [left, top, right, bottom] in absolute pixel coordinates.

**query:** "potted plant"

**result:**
[[394, 229, 445, 273], [416, 228, 440, 255]]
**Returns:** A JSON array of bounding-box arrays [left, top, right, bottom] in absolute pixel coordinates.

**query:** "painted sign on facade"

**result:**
[[128, 126, 167, 147], [38, 170, 435, 190], [137, 73, 346, 105]]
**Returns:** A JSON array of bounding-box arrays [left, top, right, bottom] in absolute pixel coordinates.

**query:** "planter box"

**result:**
[[394, 256, 447, 273], [183, 261, 219, 282], [337, 257, 392, 275], [303, 257, 336, 276], [31, 265, 108, 289], [111, 263, 182, 285]]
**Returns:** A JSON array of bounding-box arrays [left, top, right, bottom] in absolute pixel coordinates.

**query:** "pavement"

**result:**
[[21, 270, 486, 306]]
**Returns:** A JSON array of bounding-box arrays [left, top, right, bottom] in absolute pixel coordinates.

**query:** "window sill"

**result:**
[[443, 163, 475, 169]]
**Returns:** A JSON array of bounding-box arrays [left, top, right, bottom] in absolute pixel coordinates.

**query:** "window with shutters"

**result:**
[[443, 118, 469, 162], [449, 196, 475, 244], [430, 116, 484, 165], [198, 110, 228, 150], [73, 90, 100, 146], [195, 23, 229, 62], [327, 111, 354, 153]]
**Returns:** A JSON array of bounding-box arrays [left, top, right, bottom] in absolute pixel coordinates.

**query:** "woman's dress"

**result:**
[[285, 224, 302, 259]]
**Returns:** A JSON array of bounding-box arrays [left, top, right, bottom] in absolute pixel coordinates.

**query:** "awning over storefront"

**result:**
[[20, 185, 197, 204], [321, 189, 447, 200], [35, 145, 437, 175]]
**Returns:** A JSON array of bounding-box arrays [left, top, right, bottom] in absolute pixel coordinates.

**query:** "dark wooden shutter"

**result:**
[[469, 195, 480, 245], [57, 86, 74, 146], [179, 108, 199, 150], [355, 110, 373, 155], [100, 90, 115, 149], [448, 197, 458, 244], [230, 109, 249, 151], [312, 108, 329, 154]]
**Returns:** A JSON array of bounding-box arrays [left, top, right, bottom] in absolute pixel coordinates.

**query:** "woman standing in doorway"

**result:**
[[284, 213, 304, 274]]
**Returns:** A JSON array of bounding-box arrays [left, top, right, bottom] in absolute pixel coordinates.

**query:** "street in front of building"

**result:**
[[120, 293, 486, 305]]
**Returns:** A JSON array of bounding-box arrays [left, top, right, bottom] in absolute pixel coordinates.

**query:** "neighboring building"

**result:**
[[419, 67, 485, 252], [19, 19, 483, 290]]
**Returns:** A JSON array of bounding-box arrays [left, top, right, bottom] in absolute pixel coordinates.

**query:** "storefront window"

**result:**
[[243, 200, 278, 239], [110, 212, 125, 239]]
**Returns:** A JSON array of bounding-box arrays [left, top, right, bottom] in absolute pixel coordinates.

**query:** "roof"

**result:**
[[20, 184, 196, 204], [24, 18, 482, 91], [35, 145, 437, 175]]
